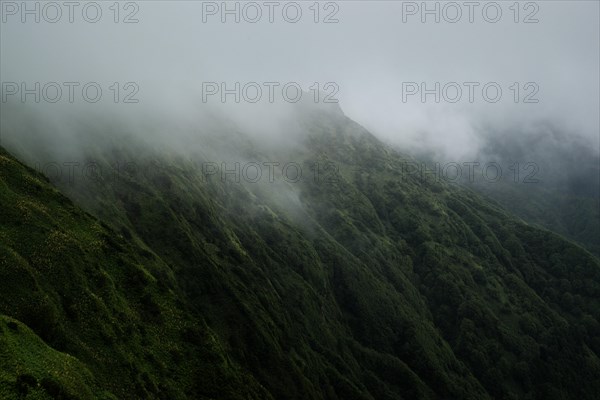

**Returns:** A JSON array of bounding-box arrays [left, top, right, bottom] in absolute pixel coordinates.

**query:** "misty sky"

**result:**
[[1, 1, 598, 159]]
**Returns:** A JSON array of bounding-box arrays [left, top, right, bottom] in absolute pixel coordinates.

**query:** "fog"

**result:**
[[1, 1, 598, 165]]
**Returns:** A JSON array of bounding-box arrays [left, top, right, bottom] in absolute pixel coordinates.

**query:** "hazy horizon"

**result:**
[[1, 0, 598, 162]]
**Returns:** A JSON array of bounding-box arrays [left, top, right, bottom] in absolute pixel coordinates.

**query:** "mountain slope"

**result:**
[[414, 127, 600, 256], [1, 105, 600, 399], [0, 146, 271, 399]]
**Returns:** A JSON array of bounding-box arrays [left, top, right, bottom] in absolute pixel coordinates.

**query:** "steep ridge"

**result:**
[[1, 105, 599, 399], [0, 147, 270, 399]]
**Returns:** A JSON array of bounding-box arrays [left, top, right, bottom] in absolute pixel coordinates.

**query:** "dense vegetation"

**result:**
[[1, 105, 599, 399], [417, 126, 600, 256]]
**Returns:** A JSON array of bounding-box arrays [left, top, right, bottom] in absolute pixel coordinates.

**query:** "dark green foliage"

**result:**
[[458, 128, 600, 257], [1, 107, 599, 399], [0, 148, 270, 399]]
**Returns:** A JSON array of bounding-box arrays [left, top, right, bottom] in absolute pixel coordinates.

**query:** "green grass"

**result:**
[[0, 315, 103, 400], [1, 105, 599, 399]]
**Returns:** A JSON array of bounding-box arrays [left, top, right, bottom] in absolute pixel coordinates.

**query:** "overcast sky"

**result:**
[[1, 1, 598, 158]]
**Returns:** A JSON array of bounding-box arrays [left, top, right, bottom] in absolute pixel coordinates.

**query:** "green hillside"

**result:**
[[0, 146, 271, 399], [1, 106, 599, 399], [469, 128, 600, 256]]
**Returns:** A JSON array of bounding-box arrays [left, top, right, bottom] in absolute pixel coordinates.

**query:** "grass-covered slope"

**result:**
[[1, 105, 600, 399], [0, 315, 100, 400], [0, 147, 270, 399]]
